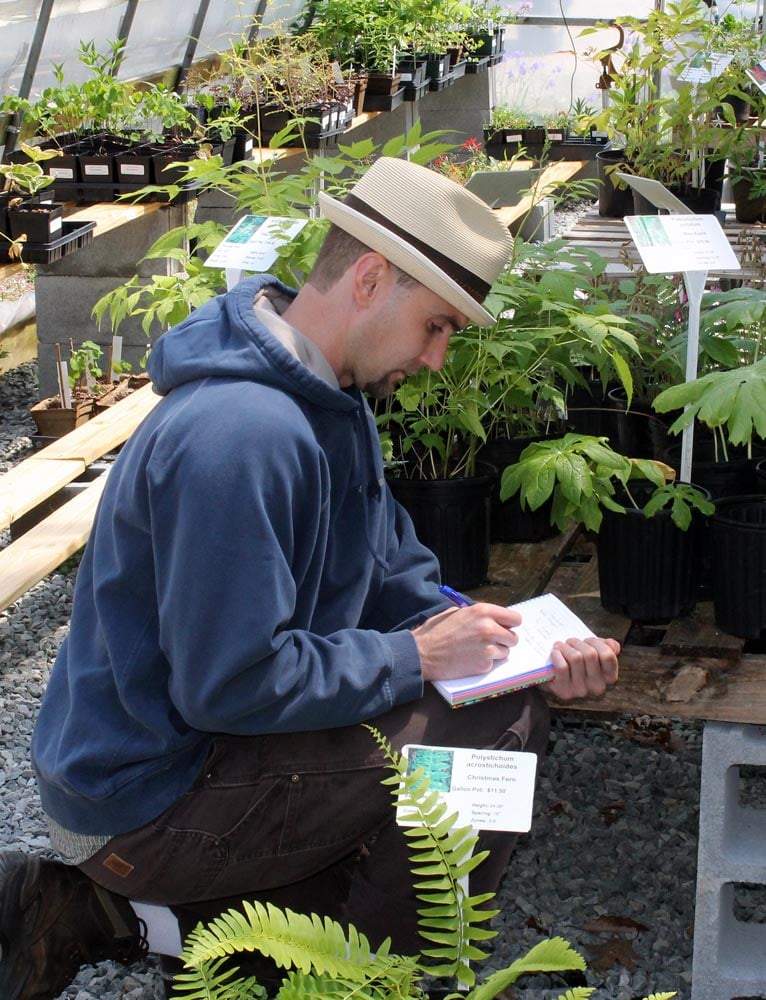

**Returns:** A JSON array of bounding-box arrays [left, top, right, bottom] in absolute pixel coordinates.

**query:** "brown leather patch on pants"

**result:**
[[102, 852, 135, 878]]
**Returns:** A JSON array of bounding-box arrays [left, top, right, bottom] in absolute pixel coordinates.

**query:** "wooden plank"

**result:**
[[546, 643, 766, 725], [37, 382, 160, 465], [495, 160, 586, 229], [467, 523, 580, 604], [0, 474, 107, 611], [660, 601, 745, 660], [0, 457, 86, 532], [65, 201, 164, 237]]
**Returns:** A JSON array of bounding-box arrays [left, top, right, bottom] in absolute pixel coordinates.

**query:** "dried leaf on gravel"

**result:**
[[582, 914, 649, 934], [585, 937, 641, 973], [599, 799, 625, 825]]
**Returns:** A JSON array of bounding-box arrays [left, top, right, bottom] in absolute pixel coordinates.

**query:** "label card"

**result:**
[[746, 60, 766, 95], [678, 51, 732, 83], [205, 215, 308, 272], [624, 213, 740, 274], [397, 744, 538, 832]]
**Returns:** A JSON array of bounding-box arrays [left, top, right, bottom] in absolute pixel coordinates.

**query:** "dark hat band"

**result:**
[[344, 193, 491, 304]]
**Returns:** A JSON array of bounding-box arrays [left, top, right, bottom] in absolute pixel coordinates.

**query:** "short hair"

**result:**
[[308, 223, 419, 293]]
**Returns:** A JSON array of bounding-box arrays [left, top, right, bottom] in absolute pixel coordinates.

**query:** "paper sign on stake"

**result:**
[[57, 362, 72, 409], [205, 215, 308, 275], [616, 173, 741, 482], [110, 336, 123, 382], [678, 51, 732, 84], [396, 744, 538, 988]]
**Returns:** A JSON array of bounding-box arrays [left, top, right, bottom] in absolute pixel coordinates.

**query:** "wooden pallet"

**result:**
[[467, 528, 766, 725], [560, 203, 766, 282]]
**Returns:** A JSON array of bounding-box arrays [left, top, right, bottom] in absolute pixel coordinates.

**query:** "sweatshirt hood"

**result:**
[[147, 274, 355, 413]]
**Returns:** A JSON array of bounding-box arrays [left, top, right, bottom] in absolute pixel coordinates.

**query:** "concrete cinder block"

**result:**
[[514, 195, 555, 243], [692, 722, 766, 1000]]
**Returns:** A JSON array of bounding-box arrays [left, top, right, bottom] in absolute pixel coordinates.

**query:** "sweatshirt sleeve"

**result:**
[[145, 389, 425, 736]]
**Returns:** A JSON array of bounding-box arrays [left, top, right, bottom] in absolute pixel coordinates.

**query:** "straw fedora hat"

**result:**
[[318, 157, 514, 326]]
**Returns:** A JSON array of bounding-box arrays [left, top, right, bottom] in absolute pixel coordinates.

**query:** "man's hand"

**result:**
[[544, 636, 620, 701], [412, 603, 523, 681], [413, 603, 620, 697]]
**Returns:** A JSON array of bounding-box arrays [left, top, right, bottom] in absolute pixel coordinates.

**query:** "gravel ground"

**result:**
[[0, 231, 703, 1000]]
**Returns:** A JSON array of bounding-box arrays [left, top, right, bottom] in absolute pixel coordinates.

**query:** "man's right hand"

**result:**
[[412, 604, 523, 681]]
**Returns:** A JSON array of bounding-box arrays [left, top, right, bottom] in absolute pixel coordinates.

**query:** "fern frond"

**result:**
[[466, 937, 587, 1000], [169, 955, 264, 999], [554, 989, 595, 1000], [362, 727, 503, 984], [180, 901, 385, 983]]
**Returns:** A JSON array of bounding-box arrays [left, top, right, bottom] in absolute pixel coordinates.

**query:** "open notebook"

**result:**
[[432, 592, 595, 707]]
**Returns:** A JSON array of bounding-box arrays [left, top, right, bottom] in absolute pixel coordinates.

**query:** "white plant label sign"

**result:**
[[623, 213, 740, 274], [205, 215, 308, 273], [397, 744, 538, 832]]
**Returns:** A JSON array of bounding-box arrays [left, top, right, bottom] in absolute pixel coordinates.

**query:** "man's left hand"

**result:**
[[544, 637, 620, 701]]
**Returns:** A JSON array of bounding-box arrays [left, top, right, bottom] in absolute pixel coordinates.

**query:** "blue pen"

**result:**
[[438, 584, 474, 608]]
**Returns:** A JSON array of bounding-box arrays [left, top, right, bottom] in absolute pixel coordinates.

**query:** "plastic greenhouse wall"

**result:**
[[0, 0, 763, 151]]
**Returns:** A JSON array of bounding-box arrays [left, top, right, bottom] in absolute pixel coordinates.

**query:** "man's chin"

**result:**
[[365, 371, 406, 399]]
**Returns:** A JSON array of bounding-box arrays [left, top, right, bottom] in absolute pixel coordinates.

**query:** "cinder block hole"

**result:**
[[731, 995, 766, 999], [732, 883, 766, 923], [738, 766, 766, 809]]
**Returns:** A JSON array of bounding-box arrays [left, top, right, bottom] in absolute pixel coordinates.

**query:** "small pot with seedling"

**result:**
[[29, 341, 108, 439], [0, 144, 64, 255]]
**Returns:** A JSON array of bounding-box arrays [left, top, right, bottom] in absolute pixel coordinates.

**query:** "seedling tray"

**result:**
[[403, 79, 431, 102], [362, 88, 405, 113], [0, 220, 96, 265], [465, 56, 491, 74]]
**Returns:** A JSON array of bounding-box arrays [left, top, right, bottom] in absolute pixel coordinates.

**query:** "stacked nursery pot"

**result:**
[[597, 480, 711, 622], [709, 495, 766, 639]]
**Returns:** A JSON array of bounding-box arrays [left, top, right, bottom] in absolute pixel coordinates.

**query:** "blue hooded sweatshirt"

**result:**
[[32, 274, 448, 838]]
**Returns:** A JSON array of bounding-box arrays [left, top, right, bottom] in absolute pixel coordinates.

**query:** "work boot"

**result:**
[[0, 850, 147, 1000]]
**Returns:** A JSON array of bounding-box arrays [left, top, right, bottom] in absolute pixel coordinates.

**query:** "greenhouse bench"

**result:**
[[0, 382, 159, 611]]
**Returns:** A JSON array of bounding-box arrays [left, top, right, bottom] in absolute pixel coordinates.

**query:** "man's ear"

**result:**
[[353, 251, 391, 307]]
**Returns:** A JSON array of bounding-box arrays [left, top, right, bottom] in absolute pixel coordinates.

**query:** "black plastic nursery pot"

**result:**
[[605, 387, 670, 460], [478, 435, 559, 543], [632, 185, 721, 217], [596, 147, 633, 218], [8, 200, 65, 243], [710, 495, 766, 639], [663, 438, 766, 500], [596, 481, 710, 622], [730, 169, 766, 224], [387, 465, 495, 590]]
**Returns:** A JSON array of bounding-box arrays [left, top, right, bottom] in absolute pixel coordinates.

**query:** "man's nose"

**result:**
[[417, 336, 450, 372]]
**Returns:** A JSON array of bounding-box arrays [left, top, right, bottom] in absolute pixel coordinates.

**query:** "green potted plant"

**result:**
[[299, 0, 407, 101], [0, 143, 63, 248], [213, 33, 348, 151], [651, 301, 766, 637], [476, 238, 645, 541], [378, 235, 643, 563], [483, 105, 538, 158], [1, 39, 197, 201], [499, 433, 714, 621], [581, 0, 743, 214], [377, 324, 500, 589]]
